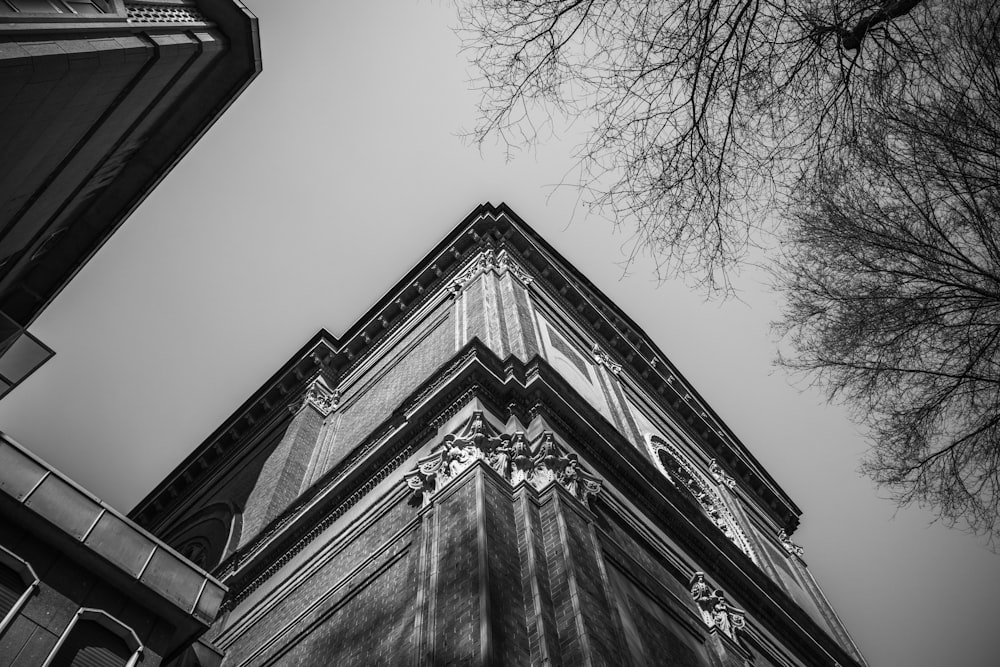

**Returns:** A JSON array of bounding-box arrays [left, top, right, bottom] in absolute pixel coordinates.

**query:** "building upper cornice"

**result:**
[[129, 203, 800, 534]]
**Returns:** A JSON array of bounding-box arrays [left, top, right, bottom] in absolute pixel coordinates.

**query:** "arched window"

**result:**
[[0, 545, 38, 635], [163, 502, 241, 573], [644, 434, 757, 563], [179, 537, 212, 569], [43, 609, 142, 667]]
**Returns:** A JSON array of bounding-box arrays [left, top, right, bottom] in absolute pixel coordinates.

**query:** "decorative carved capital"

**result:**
[[302, 377, 340, 417], [778, 529, 805, 558], [690, 573, 746, 642], [495, 248, 534, 286], [709, 459, 737, 489], [403, 412, 602, 506], [448, 247, 534, 297], [592, 344, 622, 376]]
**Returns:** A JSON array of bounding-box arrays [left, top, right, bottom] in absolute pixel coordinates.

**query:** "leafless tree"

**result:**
[[458, 0, 936, 288], [460, 0, 1000, 543], [777, 4, 1000, 544]]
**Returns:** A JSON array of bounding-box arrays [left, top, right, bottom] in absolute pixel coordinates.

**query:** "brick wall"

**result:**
[[605, 560, 711, 667], [212, 432, 818, 667], [429, 475, 481, 665], [240, 404, 325, 546], [514, 491, 560, 665], [304, 308, 455, 488], [483, 475, 529, 666], [220, 494, 417, 666]]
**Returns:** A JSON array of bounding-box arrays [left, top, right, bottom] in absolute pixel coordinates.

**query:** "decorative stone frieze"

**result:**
[[778, 529, 805, 558], [448, 247, 533, 296], [591, 344, 623, 376], [404, 411, 602, 506], [690, 572, 747, 642], [646, 435, 757, 563]]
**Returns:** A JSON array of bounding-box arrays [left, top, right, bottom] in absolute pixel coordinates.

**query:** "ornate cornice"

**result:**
[[447, 244, 534, 296], [198, 342, 860, 667], [132, 205, 800, 536]]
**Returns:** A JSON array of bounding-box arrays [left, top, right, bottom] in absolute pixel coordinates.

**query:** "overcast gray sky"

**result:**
[[1, 2, 998, 665]]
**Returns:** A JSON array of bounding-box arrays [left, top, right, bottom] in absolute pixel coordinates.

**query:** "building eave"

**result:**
[[0, 0, 262, 330], [0, 432, 227, 653]]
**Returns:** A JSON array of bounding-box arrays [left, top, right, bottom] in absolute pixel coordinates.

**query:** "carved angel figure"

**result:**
[[510, 433, 533, 483], [490, 440, 512, 479], [559, 452, 581, 496]]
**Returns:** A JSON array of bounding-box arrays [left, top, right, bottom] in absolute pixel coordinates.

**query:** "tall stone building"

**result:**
[[131, 203, 867, 666]]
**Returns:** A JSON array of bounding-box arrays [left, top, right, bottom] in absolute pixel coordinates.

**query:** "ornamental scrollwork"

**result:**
[[690, 572, 747, 642], [448, 247, 534, 296], [404, 412, 602, 506]]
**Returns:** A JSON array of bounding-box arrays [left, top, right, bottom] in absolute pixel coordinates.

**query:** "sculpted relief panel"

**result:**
[[645, 434, 758, 564], [403, 411, 603, 506]]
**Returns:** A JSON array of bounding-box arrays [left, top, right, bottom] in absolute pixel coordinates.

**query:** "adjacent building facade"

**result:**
[[0, 2, 259, 665], [131, 204, 867, 666], [0, 433, 227, 666], [0, 0, 261, 397]]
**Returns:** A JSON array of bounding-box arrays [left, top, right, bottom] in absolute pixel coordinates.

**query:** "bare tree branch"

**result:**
[[776, 3, 1000, 546]]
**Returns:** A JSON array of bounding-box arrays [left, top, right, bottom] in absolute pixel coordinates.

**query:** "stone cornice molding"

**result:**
[[447, 244, 534, 297]]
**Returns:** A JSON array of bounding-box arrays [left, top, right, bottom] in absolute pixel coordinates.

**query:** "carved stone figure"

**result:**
[[709, 458, 737, 489], [559, 453, 581, 496], [591, 344, 623, 375], [778, 529, 805, 557], [402, 414, 603, 506], [510, 433, 533, 484], [689, 572, 746, 643]]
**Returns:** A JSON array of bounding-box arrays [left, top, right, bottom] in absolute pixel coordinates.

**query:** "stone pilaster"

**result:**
[[239, 376, 335, 546]]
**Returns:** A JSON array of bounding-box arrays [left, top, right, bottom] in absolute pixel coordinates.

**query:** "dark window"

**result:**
[[64, 1, 103, 13], [50, 620, 131, 667], [0, 1, 63, 12], [0, 0, 106, 13], [0, 561, 26, 621]]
